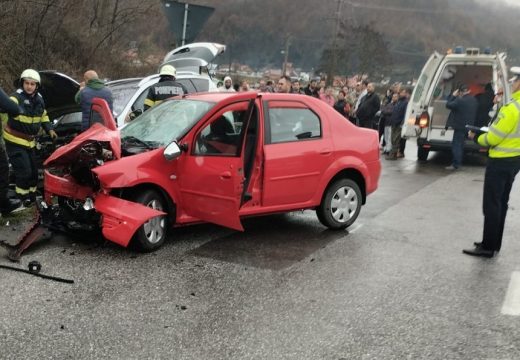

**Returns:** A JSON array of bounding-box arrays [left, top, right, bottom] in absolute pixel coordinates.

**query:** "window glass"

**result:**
[[133, 87, 150, 113], [268, 108, 321, 143], [109, 83, 139, 115], [412, 74, 427, 103], [176, 79, 196, 93], [190, 78, 210, 92], [120, 99, 215, 148], [195, 108, 248, 156]]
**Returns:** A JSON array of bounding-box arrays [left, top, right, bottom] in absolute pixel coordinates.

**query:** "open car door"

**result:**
[[402, 51, 444, 137], [178, 97, 256, 231], [497, 52, 510, 100]]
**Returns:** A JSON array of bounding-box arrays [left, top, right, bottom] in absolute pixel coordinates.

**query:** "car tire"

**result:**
[[131, 189, 168, 252], [317, 179, 362, 230], [417, 147, 429, 161]]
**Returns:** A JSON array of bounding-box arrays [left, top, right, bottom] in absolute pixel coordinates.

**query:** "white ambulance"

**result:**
[[402, 47, 510, 161]]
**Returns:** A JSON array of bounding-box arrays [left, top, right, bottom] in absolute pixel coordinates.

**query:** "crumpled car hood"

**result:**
[[44, 123, 121, 167]]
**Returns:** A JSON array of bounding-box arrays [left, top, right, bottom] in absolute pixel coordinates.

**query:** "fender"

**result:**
[[314, 155, 373, 202], [94, 193, 166, 247], [92, 150, 181, 208]]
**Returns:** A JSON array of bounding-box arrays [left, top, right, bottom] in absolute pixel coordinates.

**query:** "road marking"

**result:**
[[348, 224, 363, 233], [502, 271, 520, 316]]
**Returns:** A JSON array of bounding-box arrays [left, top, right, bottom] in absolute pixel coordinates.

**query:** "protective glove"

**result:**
[[48, 130, 58, 141]]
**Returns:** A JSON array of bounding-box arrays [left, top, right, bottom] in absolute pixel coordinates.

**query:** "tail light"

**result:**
[[415, 111, 429, 128]]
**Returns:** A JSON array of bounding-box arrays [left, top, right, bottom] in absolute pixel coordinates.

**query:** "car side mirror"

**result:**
[[163, 141, 182, 161]]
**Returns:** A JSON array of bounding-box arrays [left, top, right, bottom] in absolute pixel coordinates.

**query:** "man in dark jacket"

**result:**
[[386, 89, 410, 160], [445, 84, 478, 170], [75, 70, 114, 131], [0, 88, 23, 214], [304, 79, 319, 98], [474, 83, 494, 128], [355, 83, 380, 128]]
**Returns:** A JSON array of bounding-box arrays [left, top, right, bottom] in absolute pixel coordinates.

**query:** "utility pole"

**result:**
[[328, 0, 343, 86], [282, 34, 291, 76]]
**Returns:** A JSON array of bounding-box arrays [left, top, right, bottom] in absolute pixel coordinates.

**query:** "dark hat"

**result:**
[[459, 84, 469, 92]]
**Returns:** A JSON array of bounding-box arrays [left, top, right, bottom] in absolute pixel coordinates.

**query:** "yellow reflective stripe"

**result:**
[[15, 186, 30, 195], [0, 113, 7, 127], [41, 110, 50, 123], [10, 96, 18, 105], [493, 146, 520, 153], [29, 186, 37, 193], [479, 133, 490, 147], [489, 126, 507, 138], [15, 114, 45, 124], [144, 98, 155, 107], [3, 131, 35, 147]]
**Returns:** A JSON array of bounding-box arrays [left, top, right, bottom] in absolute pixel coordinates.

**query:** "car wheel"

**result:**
[[417, 147, 429, 161], [131, 189, 167, 252], [317, 179, 362, 229]]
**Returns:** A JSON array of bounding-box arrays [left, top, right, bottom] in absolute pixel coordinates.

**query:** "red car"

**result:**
[[42, 92, 381, 251]]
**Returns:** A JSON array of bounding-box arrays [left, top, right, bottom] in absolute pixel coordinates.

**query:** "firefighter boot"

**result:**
[[0, 192, 23, 216]]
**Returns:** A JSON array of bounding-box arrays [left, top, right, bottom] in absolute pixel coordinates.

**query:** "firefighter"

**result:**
[[463, 67, 520, 258], [143, 65, 188, 111], [0, 87, 23, 214], [3, 69, 57, 206]]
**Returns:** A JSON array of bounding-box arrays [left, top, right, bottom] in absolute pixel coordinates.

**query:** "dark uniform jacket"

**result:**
[[3, 89, 51, 148], [144, 79, 188, 111]]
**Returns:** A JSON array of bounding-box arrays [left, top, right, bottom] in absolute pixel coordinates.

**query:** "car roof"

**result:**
[[182, 91, 318, 102]]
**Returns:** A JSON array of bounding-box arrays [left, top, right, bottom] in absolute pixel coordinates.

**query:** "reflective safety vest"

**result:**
[[2, 89, 51, 148], [478, 90, 520, 158]]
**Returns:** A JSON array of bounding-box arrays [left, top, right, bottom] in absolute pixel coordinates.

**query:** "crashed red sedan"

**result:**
[[41, 92, 381, 251]]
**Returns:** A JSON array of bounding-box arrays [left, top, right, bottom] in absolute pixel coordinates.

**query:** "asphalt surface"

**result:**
[[1, 141, 519, 360]]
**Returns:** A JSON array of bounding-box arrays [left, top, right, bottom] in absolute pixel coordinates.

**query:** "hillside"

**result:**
[[0, 0, 518, 86]]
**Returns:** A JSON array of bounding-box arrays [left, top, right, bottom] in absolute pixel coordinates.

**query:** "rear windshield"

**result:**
[[108, 82, 139, 116]]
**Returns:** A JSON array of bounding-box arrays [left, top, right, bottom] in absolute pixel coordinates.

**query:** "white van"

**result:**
[[402, 47, 510, 161]]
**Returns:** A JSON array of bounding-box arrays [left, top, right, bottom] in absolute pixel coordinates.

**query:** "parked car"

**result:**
[[402, 46, 510, 161], [41, 92, 381, 252], [40, 42, 225, 140]]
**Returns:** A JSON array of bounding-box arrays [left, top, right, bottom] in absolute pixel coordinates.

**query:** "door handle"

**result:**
[[319, 148, 332, 155], [220, 171, 232, 179]]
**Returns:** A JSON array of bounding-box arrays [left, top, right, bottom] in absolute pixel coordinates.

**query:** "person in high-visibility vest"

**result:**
[[464, 67, 520, 258], [3, 69, 57, 206]]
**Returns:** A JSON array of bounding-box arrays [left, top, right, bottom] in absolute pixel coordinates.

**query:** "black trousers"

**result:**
[[0, 141, 10, 202], [481, 157, 520, 251], [5, 141, 37, 199]]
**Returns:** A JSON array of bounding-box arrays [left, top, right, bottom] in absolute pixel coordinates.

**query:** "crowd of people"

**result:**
[[218, 75, 411, 160]]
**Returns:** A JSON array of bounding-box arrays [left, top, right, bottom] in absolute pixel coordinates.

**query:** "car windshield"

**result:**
[[120, 99, 215, 148], [109, 82, 140, 115]]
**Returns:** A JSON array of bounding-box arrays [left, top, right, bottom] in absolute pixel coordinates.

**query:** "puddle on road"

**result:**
[[189, 213, 347, 270]]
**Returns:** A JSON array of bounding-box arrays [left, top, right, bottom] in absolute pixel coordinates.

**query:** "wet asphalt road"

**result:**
[[1, 140, 520, 360]]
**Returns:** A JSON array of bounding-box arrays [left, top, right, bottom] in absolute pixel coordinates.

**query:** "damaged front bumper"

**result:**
[[43, 170, 166, 247]]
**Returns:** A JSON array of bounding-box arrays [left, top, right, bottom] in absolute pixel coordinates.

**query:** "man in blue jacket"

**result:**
[[386, 89, 410, 160], [75, 70, 113, 131], [445, 84, 478, 170]]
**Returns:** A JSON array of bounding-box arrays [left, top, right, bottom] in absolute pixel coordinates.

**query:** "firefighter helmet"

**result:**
[[20, 69, 41, 84], [159, 64, 177, 78]]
